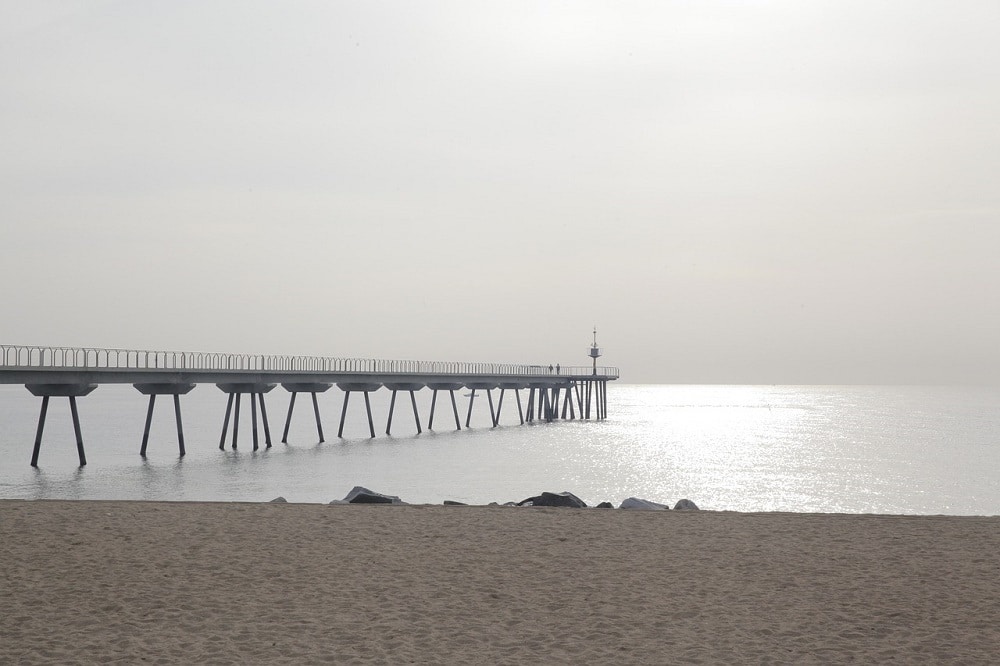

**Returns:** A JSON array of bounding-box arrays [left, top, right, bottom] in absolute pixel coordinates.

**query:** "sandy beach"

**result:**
[[3, 500, 1000, 664]]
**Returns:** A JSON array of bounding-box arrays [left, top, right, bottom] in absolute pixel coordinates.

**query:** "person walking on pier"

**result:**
[[556, 364, 560, 374]]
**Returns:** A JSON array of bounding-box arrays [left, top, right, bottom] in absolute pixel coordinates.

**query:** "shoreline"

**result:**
[[4, 499, 1000, 663], [6, 495, 1000, 516]]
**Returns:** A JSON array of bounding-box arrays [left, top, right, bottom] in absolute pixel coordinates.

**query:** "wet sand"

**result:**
[[3, 499, 1000, 664]]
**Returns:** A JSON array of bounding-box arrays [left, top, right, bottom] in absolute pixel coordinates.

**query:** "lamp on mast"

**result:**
[[588, 327, 602, 375]]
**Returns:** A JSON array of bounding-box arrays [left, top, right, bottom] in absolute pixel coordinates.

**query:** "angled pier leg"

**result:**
[[486, 389, 496, 427], [465, 389, 476, 428], [567, 387, 576, 420], [232, 393, 241, 450], [173, 394, 186, 456], [601, 381, 608, 421], [409, 390, 422, 434], [515, 389, 524, 424], [251, 392, 259, 451], [310, 392, 324, 443], [450, 390, 461, 430], [364, 391, 375, 438], [575, 383, 584, 417], [30, 396, 50, 467], [495, 389, 505, 427], [561, 387, 570, 420], [428, 390, 438, 430], [220, 393, 234, 449], [140, 394, 156, 457], [259, 393, 271, 447], [282, 392, 297, 443], [69, 396, 86, 466], [526, 389, 534, 422], [338, 391, 351, 438], [386, 390, 397, 435], [585, 382, 592, 420]]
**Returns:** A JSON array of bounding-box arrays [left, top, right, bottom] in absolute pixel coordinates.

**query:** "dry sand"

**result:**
[[3, 500, 1000, 664]]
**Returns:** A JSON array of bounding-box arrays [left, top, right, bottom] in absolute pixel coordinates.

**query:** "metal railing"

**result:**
[[0, 344, 620, 378]]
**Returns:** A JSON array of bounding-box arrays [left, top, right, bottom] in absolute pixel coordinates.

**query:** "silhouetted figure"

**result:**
[[556, 364, 561, 374], [548, 364, 553, 374]]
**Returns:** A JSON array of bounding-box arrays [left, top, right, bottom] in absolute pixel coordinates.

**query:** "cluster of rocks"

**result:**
[[271, 487, 698, 511]]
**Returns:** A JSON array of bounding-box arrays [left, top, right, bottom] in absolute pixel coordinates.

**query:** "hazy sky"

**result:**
[[2, 1, 999, 384]]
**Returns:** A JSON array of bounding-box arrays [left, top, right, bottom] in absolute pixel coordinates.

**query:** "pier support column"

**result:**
[[26, 384, 97, 467], [259, 393, 272, 446], [336, 383, 382, 438], [133, 383, 196, 457], [280, 383, 332, 444], [216, 383, 276, 451], [601, 380, 608, 421], [561, 384, 575, 420], [427, 387, 462, 431], [384, 382, 424, 436], [527, 383, 558, 424], [496, 383, 527, 427], [428, 390, 439, 429], [495, 389, 505, 427], [465, 389, 476, 428], [446, 389, 462, 430], [386, 390, 397, 435], [409, 390, 422, 434], [463, 383, 498, 428], [486, 389, 496, 427]]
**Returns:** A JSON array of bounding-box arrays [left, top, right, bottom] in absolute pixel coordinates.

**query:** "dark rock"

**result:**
[[595, 501, 614, 509], [673, 499, 699, 511], [443, 500, 467, 506], [517, 491, 587, 508], [619, 497, 668, 511], [269, 496, 288, 503], [342, 486, 405, 505]]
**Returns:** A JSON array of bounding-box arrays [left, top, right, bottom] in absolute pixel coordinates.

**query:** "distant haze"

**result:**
[[2, 1, 998, 384]]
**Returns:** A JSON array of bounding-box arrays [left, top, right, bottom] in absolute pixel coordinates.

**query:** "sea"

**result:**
[[1, 383, 999, 515]]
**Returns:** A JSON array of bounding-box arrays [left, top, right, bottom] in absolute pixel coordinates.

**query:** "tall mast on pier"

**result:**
[[589, 327, 602, 375]]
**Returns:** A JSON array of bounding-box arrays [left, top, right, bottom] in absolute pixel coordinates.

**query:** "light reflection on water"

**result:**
[[1, 383, 1000, 514]]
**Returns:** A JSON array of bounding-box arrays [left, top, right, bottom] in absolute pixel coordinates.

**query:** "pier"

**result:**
[[0, 345, 619, 466]]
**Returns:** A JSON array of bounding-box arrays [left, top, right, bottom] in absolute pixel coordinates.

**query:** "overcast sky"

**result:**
[[2, 1, 998, 384]]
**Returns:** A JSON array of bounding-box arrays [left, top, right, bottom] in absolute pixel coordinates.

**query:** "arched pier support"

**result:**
[[26, 383, 97, 467], [336, 382, 382, 438], [280, 383, 333, 444], [217, 383, 276, 451], [426, 382, 463, 431], [384, 382, 425, 435], [133, 383, 196, 457]]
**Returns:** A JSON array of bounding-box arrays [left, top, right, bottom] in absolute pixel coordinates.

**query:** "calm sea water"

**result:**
[[1, 383, 998, 515]]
